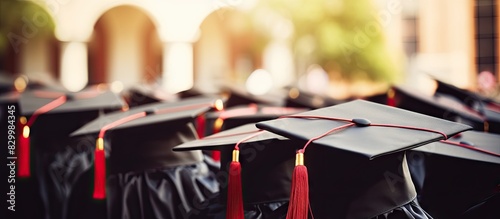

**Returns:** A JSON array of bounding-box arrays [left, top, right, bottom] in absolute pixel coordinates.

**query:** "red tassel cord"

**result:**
[[226, 149, 244, 219], [18, 96, 67, 178]]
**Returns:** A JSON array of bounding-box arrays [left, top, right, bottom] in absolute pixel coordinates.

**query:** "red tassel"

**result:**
[[226, 150, 244, 219], [18, 125, 30, 178], [387, 88, 395, 107], [212, 151, 221, 162], [93, 138, 106, 199], [286, 151, 309, 219], [196, 115, 206, 138]]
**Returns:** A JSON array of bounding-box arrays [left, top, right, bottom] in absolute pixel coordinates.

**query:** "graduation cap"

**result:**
[[431, 79, 500, 133], [434, 78, 499, 108], [200, 104, 305, 163], [205, 104, 307, 135], [18, 88, 125, 177], [173, 124, 298, 219], [68, 97, 220, 219], [70, 97, 220, 197], [222, 86, 282, 108], [14, 88, 125, 219], [285, 87, 345, 109], [408, 131, 500, 219], [358, 88, 396, 106], [254, 100, 471, 218], [391, 86, 489, 132], [177, 87, 206, 99], [122, 85, 177, 107]]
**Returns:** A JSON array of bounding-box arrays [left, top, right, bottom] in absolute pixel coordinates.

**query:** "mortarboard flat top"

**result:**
[[173, 123, 287, 151], [71, 96, 219, 137], [257, 99, 472, 159], [413, 131, 500, 164], [19, 89, 125, 116]]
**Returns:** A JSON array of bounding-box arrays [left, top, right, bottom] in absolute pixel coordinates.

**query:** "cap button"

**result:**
[[459, 141, 475, 146], [352, 118, 371, 127]]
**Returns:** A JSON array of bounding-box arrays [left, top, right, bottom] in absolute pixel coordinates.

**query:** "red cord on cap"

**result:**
[[440, 140, 500, 157], [18, 96, 67, 178]]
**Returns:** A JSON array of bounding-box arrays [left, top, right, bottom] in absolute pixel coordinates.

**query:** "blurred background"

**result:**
[[0, 0, 498, 100]]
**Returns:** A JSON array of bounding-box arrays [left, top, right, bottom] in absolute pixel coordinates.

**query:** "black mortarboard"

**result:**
[[177, 87, 206, 99], [222, 86, 282, 108], [391, 86, 489, 132], [0, 73, 14, 94], [122, 85, 177, 107], [284, 87, 345, 109], [432, 79, 500, 133], [204, 104, 307, 136], [408, 131, 500, 219], [68, 97, 220, 219], [173, 124, 298, 219], [18, 88, 126, 177], [255, 100, 471, 218], [434, 78, 500, 107], [14, 88, 125, 219]]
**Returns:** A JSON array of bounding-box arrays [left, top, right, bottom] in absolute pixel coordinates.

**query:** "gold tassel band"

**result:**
[[232, 150, 239, 162], [295, 152, 304, 166], [96, 137, 104, 151]]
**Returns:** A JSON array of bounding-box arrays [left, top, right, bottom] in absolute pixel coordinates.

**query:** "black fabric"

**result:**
[[407, 131, 500, 219], [64, 155, 219, 219], [306, 148, 420, 219], [108, 123, 204, 174], [217, 140, 296, 205], [188, 193, 289, 219], [374, 200, 433, 219], [107, 162, 219, 219], [460, 193, 500, 219], [409, 153, 500, 219], [29, 111, 103, 219]]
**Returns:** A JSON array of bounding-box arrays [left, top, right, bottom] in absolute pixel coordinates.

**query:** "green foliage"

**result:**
[[254, 0, 399, 83], [0, 0, 55, 54]]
